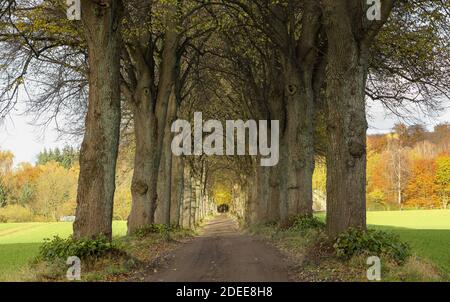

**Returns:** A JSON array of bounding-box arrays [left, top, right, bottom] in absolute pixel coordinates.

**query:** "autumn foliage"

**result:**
[[0, 152, 78, 222], [366, 123, 449, 210], [0, 145, 133, 222], [0, 123, 449, 222]]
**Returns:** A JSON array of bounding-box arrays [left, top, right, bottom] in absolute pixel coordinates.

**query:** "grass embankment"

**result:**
[[368, 210, 450, 276], [2, 210, 449, 281], [251, 209, 450, 281], [0, 221, 194, 281], [0, 221, 127, 280]]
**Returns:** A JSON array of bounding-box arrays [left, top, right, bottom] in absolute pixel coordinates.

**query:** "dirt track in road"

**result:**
[[137, 214, 293, 282]]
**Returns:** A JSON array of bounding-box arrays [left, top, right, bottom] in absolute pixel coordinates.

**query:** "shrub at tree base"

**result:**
[[333, 228, 411, 264], [288, 215, 325, 233], [38, 235, 122, 262], [132, 224, 172, 238]]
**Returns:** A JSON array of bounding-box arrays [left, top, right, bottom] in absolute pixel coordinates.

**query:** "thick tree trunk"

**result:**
[[266, 1, 320, 226], [267, 62, 285, 223], [128, 80, 158, 232], [127, 26, 179, 233], [323, 0, 369, 237], [279, 60, 315, 225], [74, 0, 122, 240]]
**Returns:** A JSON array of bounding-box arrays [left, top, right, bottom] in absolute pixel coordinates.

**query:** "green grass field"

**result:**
[[1, 210, 449, 280], [0, 221, 127, 280], [368, 210, 450, 275], [316, 209, 450, 276]]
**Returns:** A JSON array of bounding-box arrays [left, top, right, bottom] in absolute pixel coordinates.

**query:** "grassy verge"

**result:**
[[0, 222, 193, 281], [0, 221, 127, 280], [82, 227, 194, 282], [0, 242, 42, 279], [315, 210, 450, 276], [249, 215, 449, 281]]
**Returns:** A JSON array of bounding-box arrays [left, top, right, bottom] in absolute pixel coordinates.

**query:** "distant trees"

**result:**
[[0, 180, 7, 208], [213, 184, 232, 206], [36, 146, 78, 169], [0, 158, 78, 221], [5, 163, 40, 207], [434, 156, 450, 209], [33, 162, 78, 220], [385, 132, 410, 208], [393, 123, 428, 148], [0, 139, 138, 221], [0, 150, 13, 175], [366, 123, 450, 210], [405, 159, 439, 208], [0, 150, 13, 207]]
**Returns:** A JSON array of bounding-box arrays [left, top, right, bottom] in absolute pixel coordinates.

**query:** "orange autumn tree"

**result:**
[[435, 155, 450, 209], [404, 159, 439, 209], [0, 150, 13, 175], [366, 151, 390, 210], [0, 150, 14, 207], [7, 163, 42, 206]]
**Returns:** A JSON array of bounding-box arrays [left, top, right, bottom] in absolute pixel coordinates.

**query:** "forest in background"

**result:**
[[0, 143, 133, 222], [366, 123, 449, 210], [1, 122, 448, 223]]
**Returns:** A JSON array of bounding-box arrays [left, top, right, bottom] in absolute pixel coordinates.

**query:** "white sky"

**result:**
[[367, 100, 450, 134], [0, 110, 73, 166], [1, 99, 449, 167]]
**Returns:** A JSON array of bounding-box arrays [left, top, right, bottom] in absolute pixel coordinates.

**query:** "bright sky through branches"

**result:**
[[1, 100, 449, 166]]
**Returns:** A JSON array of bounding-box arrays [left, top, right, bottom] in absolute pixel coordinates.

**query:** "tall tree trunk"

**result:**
[[279, 60, 315, 224], [128, 74, 157, 232], [267, 59, 285, 223], [322, 0, 368, 237], [181, 165, 192, 228], [271, 1, 320, 225], [74, 0, 122, 240], [159, 90, 177, 226], [171, 156, 184, 226], [127, 25, 179, 233], [322, 0, 393, 237]]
